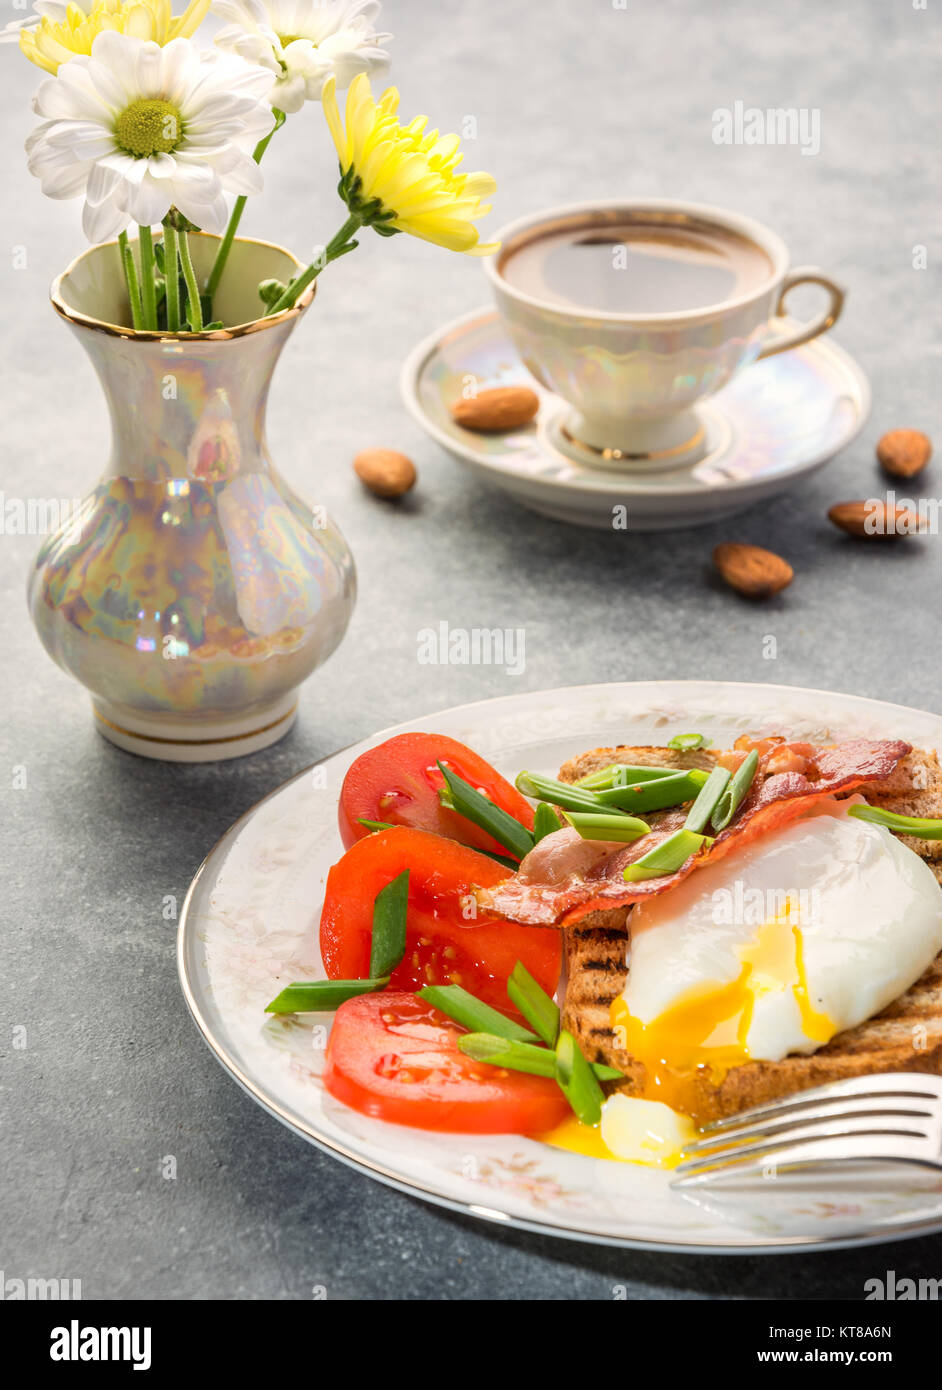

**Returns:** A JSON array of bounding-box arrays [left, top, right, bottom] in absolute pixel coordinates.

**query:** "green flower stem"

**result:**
[[118, 230, 143, 331], [177, 229, 203, 332], [162, 222, 181, 332], [267, 212, 363, 315], [206, 109, 285, 300], [137, 223, 157, 330]]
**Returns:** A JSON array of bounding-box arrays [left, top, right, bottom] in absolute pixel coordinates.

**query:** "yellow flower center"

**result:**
[[278, 32, 306, 45], [114, 99, 183, 158]]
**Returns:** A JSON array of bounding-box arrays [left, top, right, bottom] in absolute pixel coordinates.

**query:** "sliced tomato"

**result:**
[[323, 992, 570, 1133], [338, 731, 535, 858], [319, 826, 560, 1010]]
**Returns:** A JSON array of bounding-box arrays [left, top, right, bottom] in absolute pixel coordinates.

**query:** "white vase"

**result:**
[[29, 234, 356, 761]]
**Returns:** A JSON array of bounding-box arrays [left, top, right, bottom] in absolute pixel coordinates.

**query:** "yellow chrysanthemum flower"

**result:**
[[19, 0, 210, 74], [321, 72, 498, 256]]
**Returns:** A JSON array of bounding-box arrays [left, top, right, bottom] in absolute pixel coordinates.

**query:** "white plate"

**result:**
[[177, 681, 942, 1253], [400, 309, 870, 530]]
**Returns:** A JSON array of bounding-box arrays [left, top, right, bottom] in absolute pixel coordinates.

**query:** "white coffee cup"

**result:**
[[484, 199, 845, 470]]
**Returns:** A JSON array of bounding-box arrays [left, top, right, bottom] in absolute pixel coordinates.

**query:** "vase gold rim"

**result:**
[[49, 230, 316, 342]]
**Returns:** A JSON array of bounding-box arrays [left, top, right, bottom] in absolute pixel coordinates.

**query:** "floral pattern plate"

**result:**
[[177, 681, 942, 1253]]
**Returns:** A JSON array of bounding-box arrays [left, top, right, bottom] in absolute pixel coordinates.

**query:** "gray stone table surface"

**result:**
[[2, 0, 940, 1299]]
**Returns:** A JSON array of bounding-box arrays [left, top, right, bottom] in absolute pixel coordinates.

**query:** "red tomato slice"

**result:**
[[319, 826, 560, 1011], [338, 731, 535, 858], [324, 992, 570, 1133]]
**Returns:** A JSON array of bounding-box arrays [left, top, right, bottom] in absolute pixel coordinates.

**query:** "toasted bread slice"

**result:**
[[559, 743, 942, 1122]]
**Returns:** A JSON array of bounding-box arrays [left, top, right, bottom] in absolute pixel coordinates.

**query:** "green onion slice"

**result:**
[[357, 817, 394, 832], [368, 869, 410, 979], [457, 1032, 620, 1084], [623, 827, 712, 881], [574, 763, 683, 790], [516, 770, 618, 814], [555, 1029, 605, 1126], [684, 765, 732, 833], [507, 960, 560, 1046], [532, 801, 563, 843], [418, 984, 538, 1042], [563, 810, 651, 843], [711, 749, 759, 831], [596, 769, 709, 814], [848, 804, 942, 839], [668, 732, 709, 751], [438, 761, 535, 860], [265, 977, 389, 1014]]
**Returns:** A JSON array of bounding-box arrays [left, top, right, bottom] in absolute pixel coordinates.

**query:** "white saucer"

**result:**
[[401, 307, 870, 530]]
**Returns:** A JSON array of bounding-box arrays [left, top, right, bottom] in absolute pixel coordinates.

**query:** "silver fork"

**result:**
[[671, 1074, 942, 1189]]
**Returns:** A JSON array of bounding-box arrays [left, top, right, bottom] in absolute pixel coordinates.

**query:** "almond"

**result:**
[[353, 448, 416, 498], [450, 386, 539, 433], [713, 542, 794, 599], [827, 499, 923, 538], [876, 428, 932, 479]]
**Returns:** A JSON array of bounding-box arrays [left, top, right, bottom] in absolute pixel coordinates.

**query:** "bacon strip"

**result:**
[[479, 738, 910, 926]]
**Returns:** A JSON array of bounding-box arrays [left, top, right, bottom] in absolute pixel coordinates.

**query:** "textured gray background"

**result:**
[[1, 0, 940, 1299]]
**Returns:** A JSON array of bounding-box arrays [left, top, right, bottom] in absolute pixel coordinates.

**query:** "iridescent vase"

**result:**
[[29, 235, 355, 760]]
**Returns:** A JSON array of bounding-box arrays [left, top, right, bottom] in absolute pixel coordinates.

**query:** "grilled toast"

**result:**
[[559, 743, 942, 1122]]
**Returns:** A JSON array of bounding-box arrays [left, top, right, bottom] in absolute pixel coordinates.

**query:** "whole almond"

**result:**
[[353, 448, 416, 498], [828, 499, 923, 538], [876, 428, 932, 479], [450, 386, 539, 433], [713, 542, 794, 599]]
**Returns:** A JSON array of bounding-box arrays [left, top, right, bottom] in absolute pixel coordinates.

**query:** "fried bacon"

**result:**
[[478, 738, 911, 926]]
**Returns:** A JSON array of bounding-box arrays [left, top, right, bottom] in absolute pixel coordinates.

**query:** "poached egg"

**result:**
[[608, 799, 942, 1123]]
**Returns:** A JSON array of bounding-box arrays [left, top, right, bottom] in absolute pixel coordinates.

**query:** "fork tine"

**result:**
[[672, 1131, 940, 1188], [684, 1104, 936, 1155], [674, 1124, 930, 1180], [699, 1074, 942, 1133]]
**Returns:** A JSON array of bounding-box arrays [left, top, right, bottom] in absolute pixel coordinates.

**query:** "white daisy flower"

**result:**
[[212, 0, 391, 114], [26, 30, 276, 241]]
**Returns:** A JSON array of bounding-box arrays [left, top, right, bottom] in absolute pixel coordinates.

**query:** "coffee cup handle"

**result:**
[[756, 267, 846, 360]]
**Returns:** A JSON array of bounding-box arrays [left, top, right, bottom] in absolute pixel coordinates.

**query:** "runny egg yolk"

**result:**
[[609, 911, 836, 1119]]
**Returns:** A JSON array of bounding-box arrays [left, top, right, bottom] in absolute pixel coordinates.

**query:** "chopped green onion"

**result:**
[[438, 761, 535, 860], [668, 732, 709, 751], [516, 770, 619, 815], [457, 1032, 620, 1084], [596, 769, 709, 814], [555, 1029, 604, 1125], [532, 801, 562, 843], [369, 869, 409, 979], [459, 1033, 559, 1077], [265, 977, 389, 1013], [507, 960, 560, 1046], [563, 810, 651, 843], [711, 749, 759, 831], [418, 984, 538, 1042], [357, 817, 394, 832], [684, 765, 732, 833], [848, 804, 942, 839], [593, 1063, 626, 1082], [623, 827, 712, 881], [574, 763, 681, 790]]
